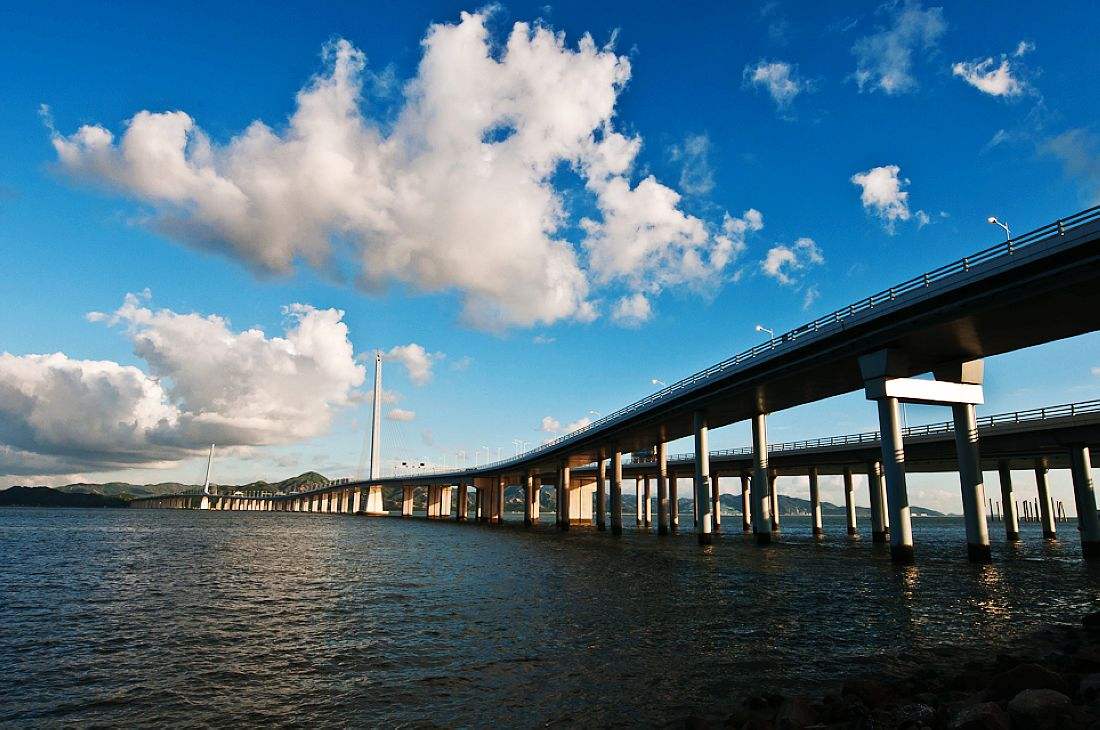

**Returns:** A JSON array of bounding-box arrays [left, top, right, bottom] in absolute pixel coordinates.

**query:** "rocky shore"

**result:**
[[695, 612, 1100, 729]]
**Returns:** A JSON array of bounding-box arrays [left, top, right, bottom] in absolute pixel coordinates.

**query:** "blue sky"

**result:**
[[1, 1, 1098, 512]]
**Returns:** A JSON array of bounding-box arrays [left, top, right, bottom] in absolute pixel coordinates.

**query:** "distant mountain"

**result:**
[[0, 486, 129, 508], [29, 472, 333, 501]]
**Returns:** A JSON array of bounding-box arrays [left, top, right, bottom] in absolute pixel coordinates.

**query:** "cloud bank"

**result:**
[[50, 12, 758, 330], [0, 295, 364, 478]]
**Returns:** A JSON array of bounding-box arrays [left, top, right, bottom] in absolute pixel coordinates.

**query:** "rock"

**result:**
[[1080, 673, 1100, 702], [841, 678, 898, 709], [774, 697, 816, 729], [1007, 688, 1072, 729], [948, 702, 1010, 730], [989, 662, 1068, 698], [894, 702, 935, 728]]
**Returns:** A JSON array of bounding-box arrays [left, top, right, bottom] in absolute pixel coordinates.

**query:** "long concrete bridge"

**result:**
[[133, 206, 1100, 563]]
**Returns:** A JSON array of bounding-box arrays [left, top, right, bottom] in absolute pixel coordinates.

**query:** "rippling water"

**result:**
[[2, 508, 1099, 726]]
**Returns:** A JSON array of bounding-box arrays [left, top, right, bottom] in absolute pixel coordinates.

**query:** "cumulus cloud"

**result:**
[[384, 343, 442, 385], [668, 134, 714, 196], [540, 415, 561, 433], [49, 12, 755, 331], [743, 60, 809, 111], [852, 1, 946, 94], [611, 293, 652, 327], [386, 408, 416, 422], [952, 43, 1033, 98], [760, 237, 823, 285], [851, 164, 926, 232], [540, 414, 593, 435], [0, 295, 364, 478], [532, 334, 555, 345]]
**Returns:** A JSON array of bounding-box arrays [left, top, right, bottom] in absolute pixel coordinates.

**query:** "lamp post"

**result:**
[[987, 216, 1011, 241], [755, 324, 775, 347]]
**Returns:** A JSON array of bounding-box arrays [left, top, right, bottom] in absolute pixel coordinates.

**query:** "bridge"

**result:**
[[132, 206, 1100, 564]]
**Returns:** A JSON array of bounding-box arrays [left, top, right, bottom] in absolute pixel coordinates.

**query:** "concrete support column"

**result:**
[[669, 474, 679, 533], [366, 485, 385, 515], [1034, 459, 1056, 539], [352, 488, 362, 514], [495, 476, 505, 525], [843, 467, 857, 537], [475, 488, 484, 522], [750, 412, 772, 544], [867, 462, 886, 543], [524, 474, 535, 528], [635, 477, 643, 527], [998, 460, 1021, 542], [531, 476, 541, 521], [1070, 446, 1100, 558], [693, 411, 713, 545], [611, 451, 623, 536], [769, 471, 780, 532], [643, 475, 652, 528], [710, 474, 722, 533], [876, 396, 915, 562], [740, 473, 751, 532], [559, 467, 571, 532], [456, 484, 468, 521], [809, 467, 823, 538], [402, 486, 414, 517], [952, 402, 991, 562], [656, 443, 669, 536], [596, 459, 608, 531]]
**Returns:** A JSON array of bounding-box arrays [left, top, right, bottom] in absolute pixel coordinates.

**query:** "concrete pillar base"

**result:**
[[872, 530, 888, 544], [657, 524, 668, 536], [847, 527, 859, 537], [891, 544, 915, 564], [524, 517, 532, 528], [1042, 530, 1056, 540], [698, 532, 713, 545], [1006, 530, 1021, 542], [812, 527, 824, 538], [1083, 541, 1100, 559], [598, 522, 607, 532], [611, 525, 622, 536], [967, 543, 993, 563], [754, 531, 771, 545]]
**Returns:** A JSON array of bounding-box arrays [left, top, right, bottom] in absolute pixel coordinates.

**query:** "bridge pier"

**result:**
[[611, 451, 624, 536], [494, 476, 505, 525], [531, 476, 541, 522], [750, 412, 772, 544], [998, 461, 1021, 542], [656, 442, 669, 536], [596, 458, 607, 531], [844, 467, 858, 536], [524, 474, 535, 527], [769, 470, 780, 532], [867, 462, 887, 544], [953, 402, 992, 562], [1035, 459, 1057, 539], [693, 411, 713, 545], [710, 474, 721, 533], [643, 475, 652, 528], [635, 477, 643, 527], [669, 472, 679, 533], [740, 472, 751, 532], [875, 396, 914, 563], [402, 486, 413, 517], [809, 467, 823, 538], [1069, 446, 1100, 558], [559, 467, 571, 531]]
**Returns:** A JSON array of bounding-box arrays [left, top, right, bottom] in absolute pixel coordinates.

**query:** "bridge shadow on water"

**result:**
[[1, 508, 1098, 726]]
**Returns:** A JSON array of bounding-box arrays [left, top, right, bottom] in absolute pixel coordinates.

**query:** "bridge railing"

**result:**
[[476, 206, 1100, 473], [627, 398, 1100, 465]]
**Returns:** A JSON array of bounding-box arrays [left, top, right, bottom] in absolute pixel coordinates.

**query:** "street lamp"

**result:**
[[754, 324, 774, 338], [987, 216, 1011, 241], [651, 378, 666, 387]]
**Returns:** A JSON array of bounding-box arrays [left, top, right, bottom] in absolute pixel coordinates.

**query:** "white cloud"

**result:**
[[951, 48, 1029, 97], [540, 414, 592, 435], [0, 295, 364, 478], [743, 60, 808, 111], [383, 344, 442, 386], [386, 408, 416, 422], [1014, 40, 1035, 58], [1092, 367, 1100, 377], [540, 416, 561, 433], [610, 293, 652, 327], [449, 355, 472, 372], [851, 1, 946, 95], [851, 164, 912, 230], [915, 209, 931, 227], [802, 284, 820, 310], [1043, 128, 1100, 204], [668, 134, 714, 195], [532, 334, 555, 345], [760, 237, 823, 285], [50, 12, 754, 331]]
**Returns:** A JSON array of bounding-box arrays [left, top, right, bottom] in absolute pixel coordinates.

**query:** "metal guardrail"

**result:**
[[472, 206, 1100, 472], [631, 399, 1100, 464]]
